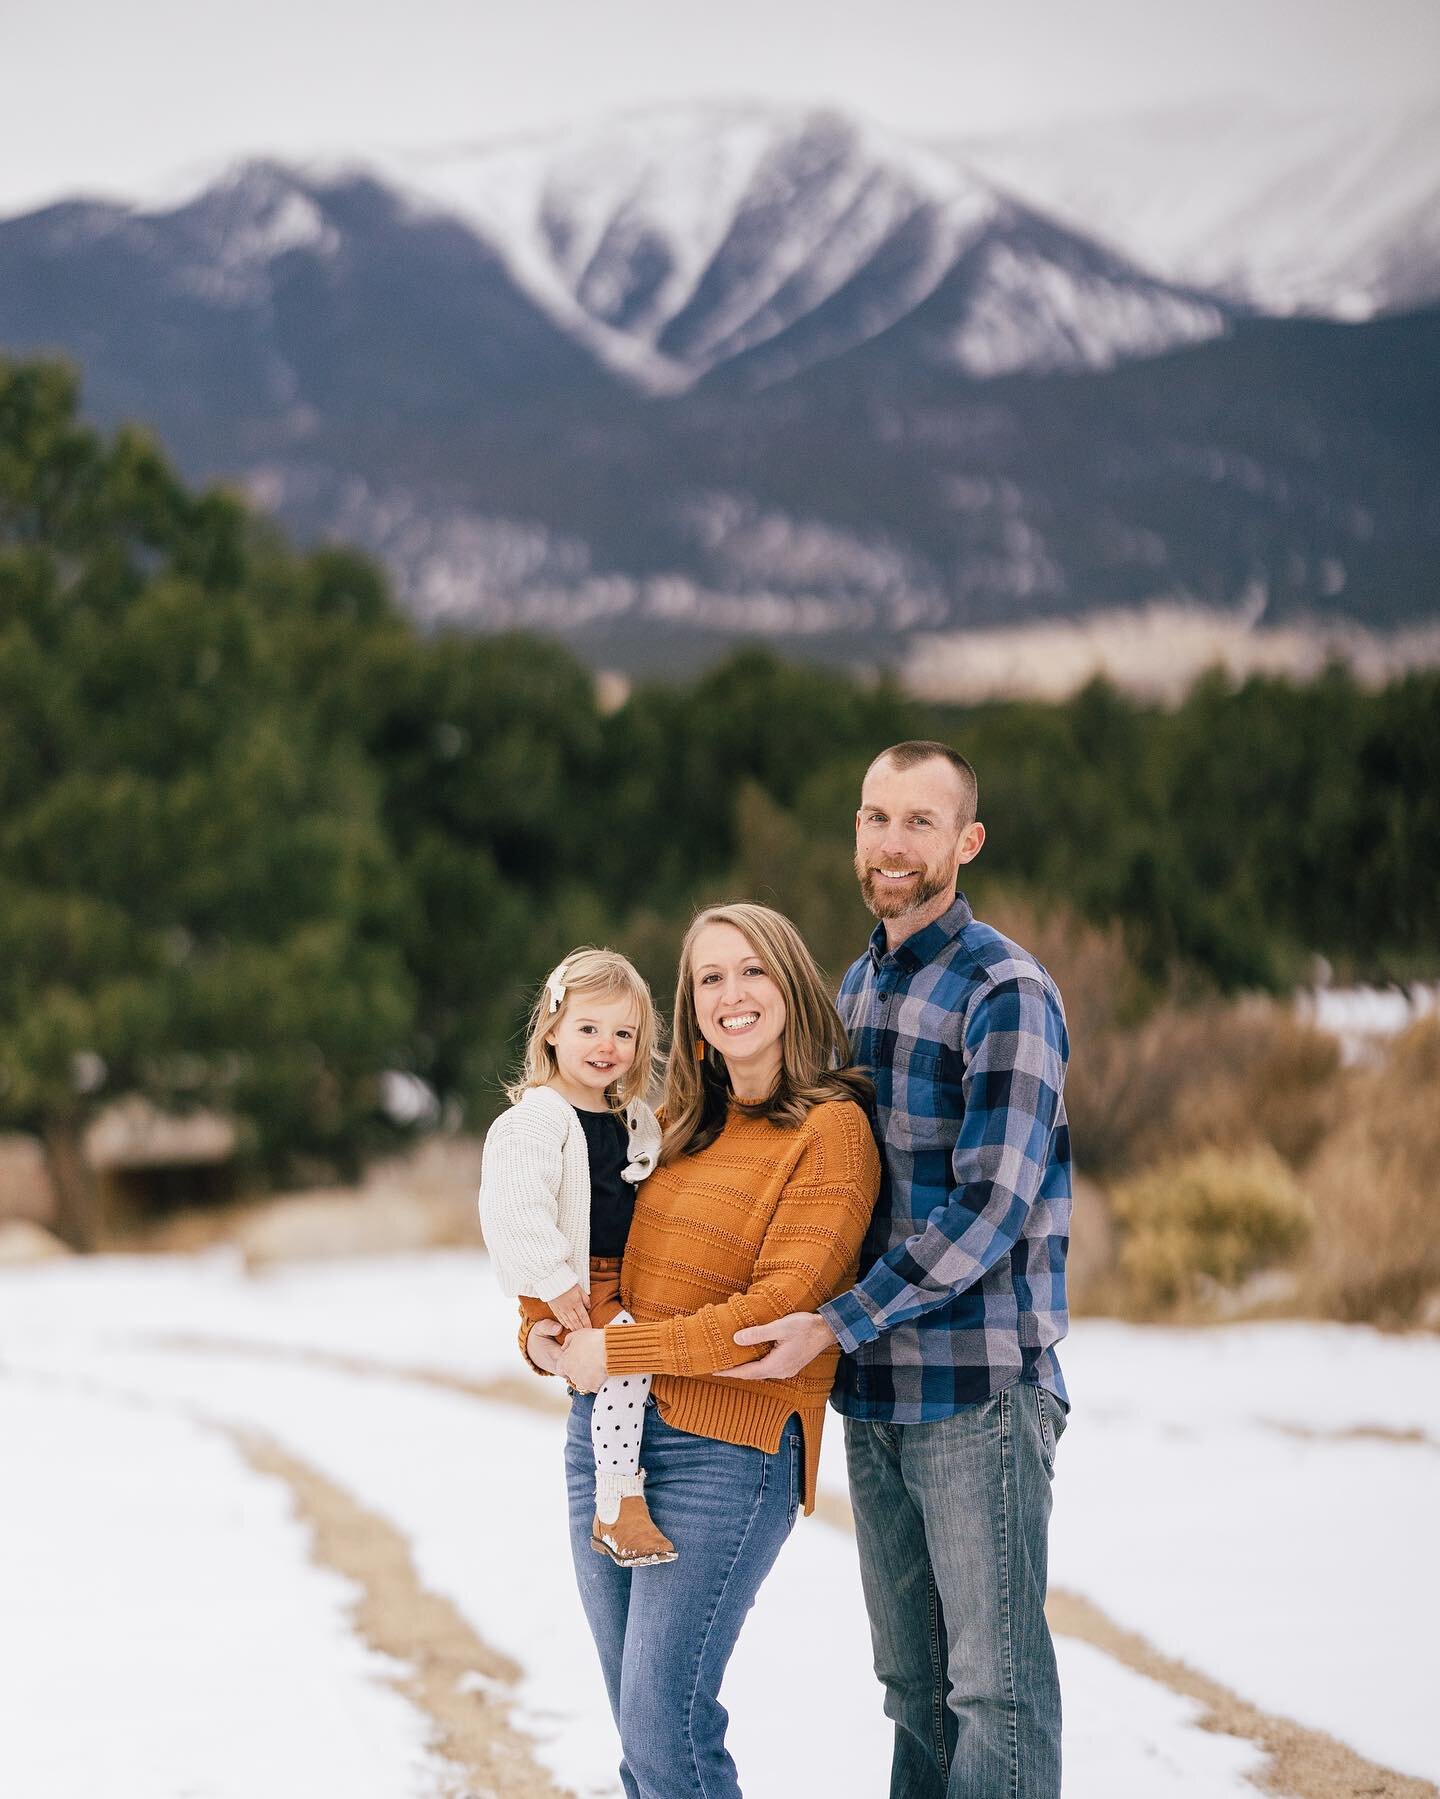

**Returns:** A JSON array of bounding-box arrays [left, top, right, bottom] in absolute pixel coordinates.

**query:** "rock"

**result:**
[[0, 1220, 73, 1263], [129, 1134, 487, 1263], [0, 1134, 58, 1225], [233, 1187, 477, 1265], [1201, 1265, 1303, 1319]]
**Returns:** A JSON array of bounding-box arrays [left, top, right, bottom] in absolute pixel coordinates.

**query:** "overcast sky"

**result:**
[[5, 0, 1438, 215]]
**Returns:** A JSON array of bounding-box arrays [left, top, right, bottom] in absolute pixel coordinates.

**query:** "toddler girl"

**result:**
[[479, 948, 677, 1567]]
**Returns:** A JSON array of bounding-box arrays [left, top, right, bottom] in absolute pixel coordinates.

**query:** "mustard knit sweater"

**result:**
[[603, 1095, 880, 1514]]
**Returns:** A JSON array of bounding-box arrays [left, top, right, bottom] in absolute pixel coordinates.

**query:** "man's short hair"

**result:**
[[867, 740, 979, 826]]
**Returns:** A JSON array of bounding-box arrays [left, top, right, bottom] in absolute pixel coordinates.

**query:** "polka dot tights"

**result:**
[[589, 1309, 650, 1477]]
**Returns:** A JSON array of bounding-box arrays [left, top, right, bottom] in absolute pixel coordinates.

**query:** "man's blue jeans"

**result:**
[[844, 1382, 1067, 1799], [565, 1393, 802, 1799]]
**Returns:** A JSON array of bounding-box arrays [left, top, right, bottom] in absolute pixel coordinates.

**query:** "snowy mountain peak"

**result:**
[[953, 97, 1440, 318], [5, 102, 1233, 394], [363, 103, 1226, 391], [363, 105, 1005, 387], [160, 162, 342, 306], [182, 162, 339, 257]]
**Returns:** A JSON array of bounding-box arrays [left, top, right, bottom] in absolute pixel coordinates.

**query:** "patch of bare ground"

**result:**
[[235, 1431, 571, 1799]]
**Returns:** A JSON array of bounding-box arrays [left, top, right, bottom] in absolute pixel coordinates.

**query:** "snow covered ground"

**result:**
[[2, 1250, 1435, 1797]]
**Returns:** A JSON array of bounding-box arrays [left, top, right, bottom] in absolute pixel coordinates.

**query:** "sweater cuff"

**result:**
[[818, 1286, 883, 1353], [604, 1320, 673, 1375], [531, 1262, 585, 1304], [518, 1313, 557, 1378]]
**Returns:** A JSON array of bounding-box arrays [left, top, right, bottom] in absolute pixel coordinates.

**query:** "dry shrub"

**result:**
[[1065, 1174, 1120, 1315], [1300, 1018, 1440, 1326], [1126, 1000, 1341, 1173], [982, 892, 1143, 1041], [967, 895, 1343, 1182], [979, 893, 1151, 1167], [978, 893, 1342, 1175], [1069, 996, 1342, 1177], [1110, 1145, 1313, 1313]]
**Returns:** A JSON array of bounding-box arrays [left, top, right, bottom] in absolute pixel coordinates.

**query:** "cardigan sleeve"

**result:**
[[477, 1107, 584, 1302], [604, 1103, 880, 1378]]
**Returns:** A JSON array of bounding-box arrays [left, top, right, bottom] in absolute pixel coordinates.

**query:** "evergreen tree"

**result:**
[[0, 360, 415, 1245]]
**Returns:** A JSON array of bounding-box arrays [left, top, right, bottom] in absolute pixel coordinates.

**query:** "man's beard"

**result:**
[[855, 851, 955, 920]]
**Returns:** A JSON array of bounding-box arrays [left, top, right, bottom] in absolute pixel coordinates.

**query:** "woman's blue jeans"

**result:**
[[565, 1393, 802, 1799], [844, 1382, 1067, 1799]]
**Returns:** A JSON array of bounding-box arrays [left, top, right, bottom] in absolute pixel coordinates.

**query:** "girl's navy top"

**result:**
[[575, 1106, 634, 1257]]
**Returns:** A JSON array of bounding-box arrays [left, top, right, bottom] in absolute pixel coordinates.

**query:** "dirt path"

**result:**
[[119, 1334, 1440, 1799], [236, 1432, 570, 1799]]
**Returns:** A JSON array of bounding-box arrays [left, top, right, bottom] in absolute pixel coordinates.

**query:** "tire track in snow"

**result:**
[[808, 1488, 1436, 1799], [0, 1357, 571, 1799], [234, 1432, 572, 1799], [1261, 1419, 1438, 1454], [1039, 1590, 1437, 1799], [140, 1333, 571, 1414], [141, 1334, 1440, 1458], [135, 1334, 1440, 1799]]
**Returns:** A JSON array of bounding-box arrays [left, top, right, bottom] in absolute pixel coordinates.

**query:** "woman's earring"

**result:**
[[695, 1038, 707, 1063]]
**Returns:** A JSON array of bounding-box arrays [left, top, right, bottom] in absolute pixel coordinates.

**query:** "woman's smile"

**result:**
[[691, 921, 787, 1097]]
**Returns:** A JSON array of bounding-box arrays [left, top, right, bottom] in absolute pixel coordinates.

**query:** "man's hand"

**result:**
[[526, 1317, 565, 1375], [558, 1326, 608, 1394], [717, 1312, 837, 1381], [548, 1282, 592, 1334]]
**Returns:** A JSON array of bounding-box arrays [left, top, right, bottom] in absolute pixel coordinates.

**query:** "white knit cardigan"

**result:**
[[477, 1085, 662, 1302]]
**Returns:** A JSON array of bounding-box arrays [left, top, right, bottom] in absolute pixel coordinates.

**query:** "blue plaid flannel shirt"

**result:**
[[819, 892, 1071, 1421]]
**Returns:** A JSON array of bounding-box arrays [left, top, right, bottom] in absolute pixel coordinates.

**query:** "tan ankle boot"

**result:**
[[591, 1471, 678, 1567]]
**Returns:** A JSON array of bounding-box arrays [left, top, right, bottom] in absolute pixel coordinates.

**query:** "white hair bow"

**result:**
[[545, 963, 569, 1014]]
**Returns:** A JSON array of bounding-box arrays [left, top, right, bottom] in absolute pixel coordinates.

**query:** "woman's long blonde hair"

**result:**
[[660, 902, 872, 1163], [506, 947, 661, 1109]]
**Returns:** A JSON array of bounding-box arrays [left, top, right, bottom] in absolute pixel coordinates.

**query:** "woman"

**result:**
[[526, 902, 881, 1799]]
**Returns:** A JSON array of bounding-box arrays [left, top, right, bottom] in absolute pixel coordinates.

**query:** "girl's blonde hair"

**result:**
[[507, 947, 661, 1108], [660, 902, 873, 1163]]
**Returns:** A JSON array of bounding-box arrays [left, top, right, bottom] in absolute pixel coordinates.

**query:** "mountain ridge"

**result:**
[[1, 104, 1435, 672]]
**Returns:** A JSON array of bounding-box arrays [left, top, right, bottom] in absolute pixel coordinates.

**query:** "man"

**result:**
[[723, 740, 1071, 1799]]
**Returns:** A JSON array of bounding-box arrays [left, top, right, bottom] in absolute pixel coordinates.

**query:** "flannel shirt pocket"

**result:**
[[891, 1048, 961, 1151]]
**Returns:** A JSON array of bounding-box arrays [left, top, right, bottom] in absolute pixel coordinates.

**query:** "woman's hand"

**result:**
[[558, 1326, 608, 1394], [548, 1282, 592, 1334], [526, 1317, 565, 1375]]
